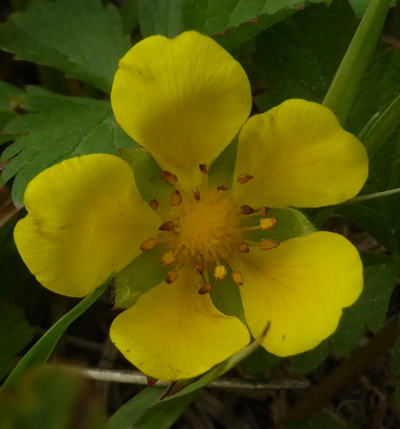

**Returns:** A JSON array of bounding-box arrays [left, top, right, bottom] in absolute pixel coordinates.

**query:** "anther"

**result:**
[[240, 205, 254, 215], [162, 170, 178, 185], [217, 185, 229, 191], [214, 265, 227, 280], [140, 237, 157, 251], [194, 260, 206, 274], [170, 190, 182, 206], [149, 199, 159, 210], [238, 242, 250, 253], [232, 271, 243, 286], [166, 270, 178, 284], [193, 189, 201, 201], [199, 164, 208, 175], [199, 282, 212, 295], [159, 221, 174, 231], [260, 239, 280, 250], [237, 174, 253, 184], [260, 217, 277, 230], [258, 207, 269, 217], [161, 250, 176, 266]]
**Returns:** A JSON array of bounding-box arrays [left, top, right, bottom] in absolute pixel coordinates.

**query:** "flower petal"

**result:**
[[231, 231, 363, 356], [233, 99, 368, 208], [110, 266, 250, 381], [14, 154, 159, 297], [111, 31, 252, 191]]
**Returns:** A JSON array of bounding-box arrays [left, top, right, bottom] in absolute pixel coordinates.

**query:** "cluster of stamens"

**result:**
[[140, 165, 279, 295]]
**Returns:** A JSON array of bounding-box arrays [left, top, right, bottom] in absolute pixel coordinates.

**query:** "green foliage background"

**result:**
[[0, 0, 399, 428]]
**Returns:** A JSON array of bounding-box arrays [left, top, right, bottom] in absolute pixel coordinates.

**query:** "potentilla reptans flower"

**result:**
[[14, 31, 368, 381]]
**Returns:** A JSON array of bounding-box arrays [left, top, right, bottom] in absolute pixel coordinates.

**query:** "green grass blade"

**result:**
[[1, 278, 110, 389], [323, 0, 392, 125]]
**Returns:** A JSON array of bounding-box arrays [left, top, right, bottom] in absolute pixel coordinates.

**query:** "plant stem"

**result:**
[[341, 187, 400, 205], [323, 0, 391, 125], [51, 365, 310, 390]]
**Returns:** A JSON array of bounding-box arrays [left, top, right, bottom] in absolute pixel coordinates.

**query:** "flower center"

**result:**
[[140, 166, 280, 294]]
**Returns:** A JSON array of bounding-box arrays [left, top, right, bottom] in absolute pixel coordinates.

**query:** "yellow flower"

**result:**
[[14, 31, 368, 381]]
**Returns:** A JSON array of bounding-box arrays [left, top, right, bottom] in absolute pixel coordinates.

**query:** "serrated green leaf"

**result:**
[[254, 0, 356, 112], [2, 279, 109, 389], [0, 82, 24, 144], [107, 386, 195, 429], [0, 86, 135, 207], [0, 0, 130, 92], [139, 0, 326, 51]]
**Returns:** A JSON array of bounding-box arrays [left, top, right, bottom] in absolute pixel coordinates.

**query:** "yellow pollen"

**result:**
[[161, 250, 176, 266], [260, 217, 277, 230], [175, 189, 242, 263], [214, 264, 227, 280]]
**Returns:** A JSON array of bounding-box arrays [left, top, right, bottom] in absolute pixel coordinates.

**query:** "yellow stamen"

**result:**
[[149, 199, 159, 210], [258, 207, 269, 217], [162, 170, 178, 185], [166, 270, 178, 284], [238, 242, 249, 253], [170, 190, 182, 206], [237, 174, 253, 184], [193, 189, 201, 201], [240, 205, 254, 215], [198, 282, 212, 294], [232, 271, 243, 286], [260, 217, 277, 230], [140, 237, 158, 251], [199, 164, 208, 175], [159, 221, 174, 231], [214, 264, 227, 280], [260, 239, 280, 250], [161, 250, 176, 266], [194, 260, 205, 274]]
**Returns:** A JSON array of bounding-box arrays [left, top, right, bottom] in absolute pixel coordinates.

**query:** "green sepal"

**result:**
[[114, 246, 169, 309], [119, 147, 172, 209], [244, 207, 316, 243]]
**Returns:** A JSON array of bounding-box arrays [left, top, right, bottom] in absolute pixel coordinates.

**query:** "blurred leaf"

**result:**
[[0, 0, 130, 92], [290, 255, 397, 373], [139, 0, 326, 50], [286, 412, 360, 428], [254, 0, 356, 112], [107, 386, 195, 429], [0, 367, 105, 429], [2, 279, 109, 389], [323, 0, 391, 124], [0, 302, 36, 380], [0, 86, 134, 207]]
